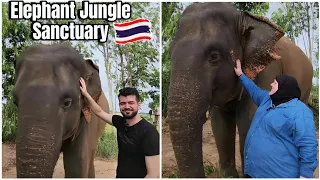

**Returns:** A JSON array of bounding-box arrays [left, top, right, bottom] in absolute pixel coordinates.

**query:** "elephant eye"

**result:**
[[209, 52, 220, 65], [63, 98, 72, 108]]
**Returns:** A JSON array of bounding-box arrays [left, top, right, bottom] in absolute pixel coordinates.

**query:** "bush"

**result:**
[[141, 114, 154, 123], [2, 96, 18, 142], [309, 85, 319, 129], [96, 128, 118, 159]]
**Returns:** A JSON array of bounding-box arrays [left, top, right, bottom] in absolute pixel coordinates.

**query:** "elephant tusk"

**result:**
[[237, 87, 244, 101]]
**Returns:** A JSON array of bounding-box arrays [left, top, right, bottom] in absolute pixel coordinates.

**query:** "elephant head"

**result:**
[[13, 43, 102, 178], [167, 3, 284, 177]]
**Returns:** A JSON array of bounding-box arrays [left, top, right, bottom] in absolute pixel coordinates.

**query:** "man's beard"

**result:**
[[121, 110, 138, 119]]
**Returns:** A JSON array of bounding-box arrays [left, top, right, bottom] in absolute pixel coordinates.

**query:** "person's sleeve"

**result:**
[[112, 115, 126, 129], [293, 109, 318, 178], [238, 74, 269, 106], [142, 127, 160, 156]]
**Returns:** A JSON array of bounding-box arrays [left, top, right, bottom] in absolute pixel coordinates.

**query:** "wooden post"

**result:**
[[153, 108, 160, 128]]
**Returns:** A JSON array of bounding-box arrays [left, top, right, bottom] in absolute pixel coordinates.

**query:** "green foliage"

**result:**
[[141, 114, 154, 124], [161, 3, 183, 117], [2, 90, 18, 142], [2, 3, 34, 141], [232, 2, 269, 16], [271, 3, 303, 43], [96, 128, 118, 159], [169, 170, 178, 178], [310, 85, 319, 129], [271, 3, 319, 129], [271, 3, 319, 58], [2, 3, 34, 101], [105, 3, 160, 110]]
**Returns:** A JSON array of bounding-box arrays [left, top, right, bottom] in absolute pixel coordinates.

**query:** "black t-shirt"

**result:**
[[112, 115, 159, 178]]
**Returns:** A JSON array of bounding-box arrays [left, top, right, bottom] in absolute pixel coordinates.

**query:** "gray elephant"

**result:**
[[13, 43, 109, 178], [167, 2, 313, 178]]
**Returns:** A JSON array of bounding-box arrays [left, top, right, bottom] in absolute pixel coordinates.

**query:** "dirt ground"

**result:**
[[2, 143, 117, 178], [162, 119, 319, 178]]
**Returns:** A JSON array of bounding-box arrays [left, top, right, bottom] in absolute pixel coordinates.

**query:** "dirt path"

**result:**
[[162, 119, 319, 178], [2, 143, 117, 178]]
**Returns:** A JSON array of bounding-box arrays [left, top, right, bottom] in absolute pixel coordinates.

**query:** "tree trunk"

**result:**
[[117, 45, 125, 88], [306, 2, 312, 60], [102, 44, 114, 114], [124, 49, 133, 87]]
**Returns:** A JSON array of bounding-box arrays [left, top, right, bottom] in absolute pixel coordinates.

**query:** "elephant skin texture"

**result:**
[[167, 2, 313, 178], [13, 43, 109, 178]]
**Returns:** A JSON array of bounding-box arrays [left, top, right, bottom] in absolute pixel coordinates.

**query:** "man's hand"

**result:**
[[80, 77, 89, 97], [234, 59, 243, 77], [79, 77, 113, 125]]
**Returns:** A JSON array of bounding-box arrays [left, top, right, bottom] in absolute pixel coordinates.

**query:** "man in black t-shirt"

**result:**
[[80, 78, 160, 178]]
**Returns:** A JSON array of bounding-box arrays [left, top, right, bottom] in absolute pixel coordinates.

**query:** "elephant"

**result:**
[[167, 2, 313, 178], [13, 43, 109, 178]]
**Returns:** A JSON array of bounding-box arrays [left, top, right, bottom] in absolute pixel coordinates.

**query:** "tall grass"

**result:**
[[2, 95, 18, 142], [96, 125, 118, 159]]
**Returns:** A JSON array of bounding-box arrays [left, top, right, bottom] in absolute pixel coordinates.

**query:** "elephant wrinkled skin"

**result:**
[[167, 3, 313, 178], [13, 43, 109, 178]]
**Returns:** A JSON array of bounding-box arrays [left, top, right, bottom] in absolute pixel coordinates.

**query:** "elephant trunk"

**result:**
[[16, 86, 62, 178], [167, 71, 210, 178], [16, 122, 60, 177]]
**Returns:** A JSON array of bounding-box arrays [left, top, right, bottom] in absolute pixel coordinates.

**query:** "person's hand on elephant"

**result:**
[[234, 59, 243, 77], [79, 77, 114, 125], [80, 77, 89, 97]]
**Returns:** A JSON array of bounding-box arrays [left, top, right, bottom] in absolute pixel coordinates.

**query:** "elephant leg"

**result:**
[[88, 150, 96, 178], [62, 124, 90, 177], [210, 105, 239, 178]]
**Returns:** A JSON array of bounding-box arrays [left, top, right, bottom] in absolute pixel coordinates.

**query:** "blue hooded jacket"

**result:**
[[239, 74, 318, 178]]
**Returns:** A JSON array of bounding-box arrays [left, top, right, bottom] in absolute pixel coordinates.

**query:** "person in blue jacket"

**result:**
[[234, 59, 318, 178]]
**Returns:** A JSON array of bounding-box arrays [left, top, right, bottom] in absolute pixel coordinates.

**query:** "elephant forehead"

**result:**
[[27, 65, 55, 87], [55, 65, 72, 86], [178, 16, 219, 41], [22, 63, 73, 88]]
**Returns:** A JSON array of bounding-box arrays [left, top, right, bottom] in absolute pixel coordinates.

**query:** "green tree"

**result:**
[[161, 2, 183, 117], [107, 2, 160, 111], [2, 3, 34, 100], [2, 2, 35, 141], [271, 3, 319, 125], [232, 2, 270, 16]]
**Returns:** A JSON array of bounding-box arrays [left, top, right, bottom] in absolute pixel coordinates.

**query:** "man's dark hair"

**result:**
[[118, 87, 140, 102]]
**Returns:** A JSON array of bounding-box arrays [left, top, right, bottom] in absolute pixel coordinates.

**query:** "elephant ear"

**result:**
[[81, 59, 102, 123], [241, 12, 285, 80]]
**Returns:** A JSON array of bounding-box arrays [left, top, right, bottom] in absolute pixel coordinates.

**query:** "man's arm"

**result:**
[[80, 78, 113, 125], [142, 126, 160, 178], [293, 110, 318, 178], [83, 92, 113, 125], [145, 155, 160, 178]]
